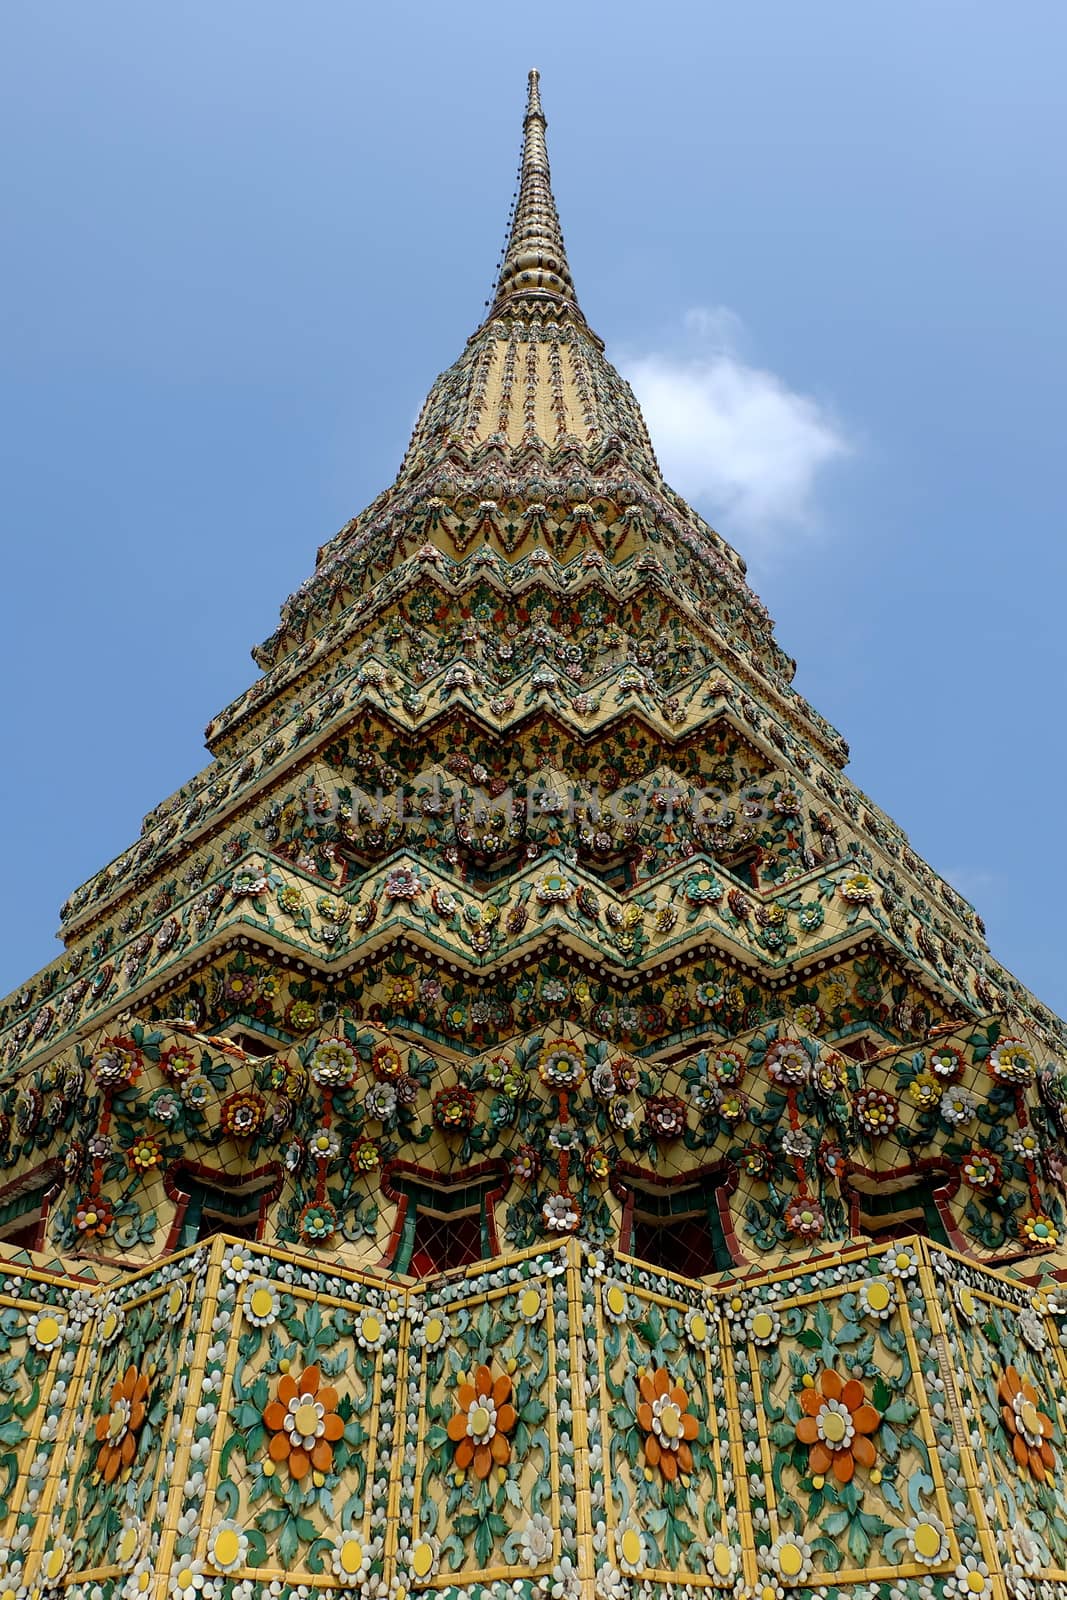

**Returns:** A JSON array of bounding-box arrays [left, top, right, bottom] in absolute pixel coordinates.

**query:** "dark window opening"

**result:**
[[854, 1181, 950, 1248], [0, 1217, 46, 1252], [0, 1175, 58, 1253], [839, 1035, 880, 1063], [723, 848, 761, 889], [227, 1031, 277, 1059], [390, 1175, 501, 1278], [584, 854, 639, 893], [627, 1179, 735, 1277], [409, 1209, 483, 1277], [462, 851, 526, 892], [176, 1176, 273, 1248]]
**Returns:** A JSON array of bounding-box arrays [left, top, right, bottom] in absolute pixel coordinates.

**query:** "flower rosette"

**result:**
[[989, 1037, 1037, 1086], [784, 1197, 825, 1239], [542, 1192, 580, 1232], [298, 1200, 338, 1244], [684, 869, 722, 905], [908, 1071, 943, 1111], [764, 1039, 810, 1087], [92, 1037, 143, 1092], [718, 1091, 747, 1126], [585, 1145, 610, 1181], [285, 998, 317, 1034], [854, 1086, 898, 1137], [385, 866, 422, 900], [370, 1040, 404, 1081], [95, 1364, 151, 1483], [483, 1055, 528, 1102], [433, 1084, 477, 1134], [644, 1095, 687, 1141], [511, 1144, 541, 1183], [1021, 1213, 1058, 1249], [446, 1363, 517, 1479], [160, 1043, 199, 1084], [309, 1037, 359, 1091], [537, 1042, 586, 1092], [349, 1137, 381, 1174], [75, 1196, 114, 1237], [929, 1044, 964, 1081], [636, 1366, 700, 1481], [998, 1365, 1057, 1482], [703, 1046, 745, 1089], [127, 1134, 164, 1174], [962, 1149, 1000, 1190], [263, 1362, 345, 1480], [812, 1050, 847, 1099], [220, 1090, 267, 1140], [793, 1003, 824, 1036], [795, 1368, 880, 1483]]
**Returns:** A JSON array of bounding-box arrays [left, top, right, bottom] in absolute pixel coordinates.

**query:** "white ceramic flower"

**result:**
[[208, 1522, 248, 1574], [603, 1282, 629, 1324], [356, 1310, 388, 1351], [763, 1534, 813, 1585], [684, 1305, 713, 1347], [857, 1279, 895, 1321], [222, 1249, 254, 1286], [617, 1524, 645, 1576], [242, 1279, 279, 1329], [308, 1127, 341, 1162], [170, 1559, 209, 1600], [516, 1284, 546, 1323], [595, 1564, 629, 1600], [519, 1514, 554, 1567], [416, 1312, 450, 1351], [886, 1245, 918, 1282], [330, 1536, 371, 1586], [26, 1310, 65, 1353], [123, 1558, 154, 1600]]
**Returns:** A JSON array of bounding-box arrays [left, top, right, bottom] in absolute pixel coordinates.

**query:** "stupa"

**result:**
[[1, 68, 1066, 1600]]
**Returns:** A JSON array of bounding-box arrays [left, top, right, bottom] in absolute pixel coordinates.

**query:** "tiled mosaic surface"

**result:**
[[1, 1234, 1065, 1600]]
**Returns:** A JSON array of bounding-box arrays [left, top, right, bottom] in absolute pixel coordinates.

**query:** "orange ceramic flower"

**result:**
[[795, 1369, 880, 1483], [263, 1363, 344, 1480], [95, 1364, 150, 1482], [998, 1365, 1056, 1483], [446, 1363, 517, 1479], [636, 1365, 699, 1481]]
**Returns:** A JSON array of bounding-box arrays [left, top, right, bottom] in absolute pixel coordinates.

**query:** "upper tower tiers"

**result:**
[[396, 68, 660, 482], [252, 72, 780, 683]]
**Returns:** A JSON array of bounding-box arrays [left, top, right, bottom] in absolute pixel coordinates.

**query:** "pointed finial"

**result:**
[[488, 69, 581, 318]]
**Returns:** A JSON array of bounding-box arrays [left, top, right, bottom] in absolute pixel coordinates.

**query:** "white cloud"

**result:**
[[619, 307, 850, 563]]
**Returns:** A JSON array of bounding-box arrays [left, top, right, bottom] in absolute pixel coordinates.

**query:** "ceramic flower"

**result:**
[[95, 1365, 151, 1483], [447, 1363, 517, 1479], [765, 1040, 810, 1086], [542, 1192, 580, 1232], [263, 1362, 344, 1480], [854, 1087, 898, 1135], [784, 1197, 825, 1238], [220, 1091, 266, 1139], [636, 1365, 699, 1480], [128, 1135, 164, 1173], [309, 1038, 359, 1090], [989, 1038, 1036, 1085], [537, 1042, 586, 1090], [433, 1085, 477, 1132], [795, 1369, 880, 1483], [998, 1365, 1056, 1482], [298, 1200, 338, 1244]]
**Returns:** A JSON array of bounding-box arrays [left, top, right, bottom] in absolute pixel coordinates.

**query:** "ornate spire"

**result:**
[[489, 69, 581, 319]]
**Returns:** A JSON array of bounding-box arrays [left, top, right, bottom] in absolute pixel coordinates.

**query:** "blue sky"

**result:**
[[2, 3, 1065, 1015]]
